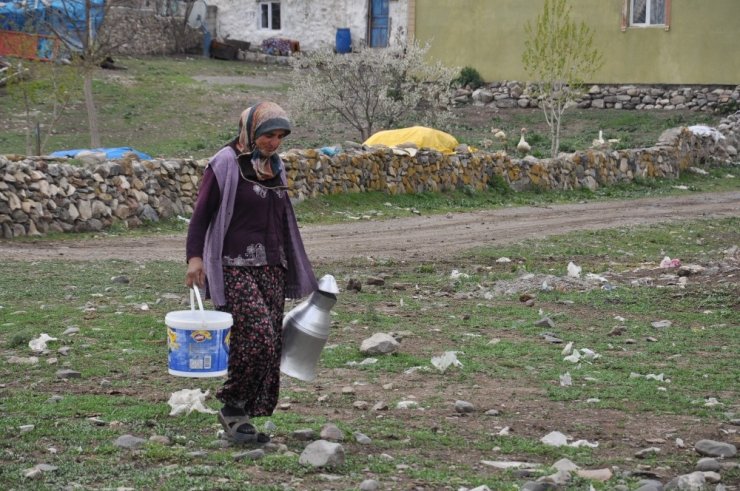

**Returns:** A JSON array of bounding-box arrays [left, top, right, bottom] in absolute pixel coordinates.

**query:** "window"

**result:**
[[631, 0, 664, 25], [260, 1, 281, 30], [621, 0, 671, 31]]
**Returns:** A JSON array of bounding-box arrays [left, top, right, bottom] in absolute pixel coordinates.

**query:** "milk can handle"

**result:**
[[190, 287, 206, 314]]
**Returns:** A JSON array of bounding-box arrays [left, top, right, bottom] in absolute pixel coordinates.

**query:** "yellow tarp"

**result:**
[[363, 126, 459, 155]]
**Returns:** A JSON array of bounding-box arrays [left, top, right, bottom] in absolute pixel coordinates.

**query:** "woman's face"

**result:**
[[255, 130, 288, 156]]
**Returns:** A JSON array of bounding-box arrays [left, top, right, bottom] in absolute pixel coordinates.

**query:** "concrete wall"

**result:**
[[208, 0, 408, 52], [1, 110, 737, 239], [414, 0, 740, 85]]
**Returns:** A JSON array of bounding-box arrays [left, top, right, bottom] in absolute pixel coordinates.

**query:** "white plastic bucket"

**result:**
[[166, 288, 232, 378]]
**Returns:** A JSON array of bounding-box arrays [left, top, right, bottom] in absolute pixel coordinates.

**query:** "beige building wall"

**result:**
[[413, 0, 740, 85]]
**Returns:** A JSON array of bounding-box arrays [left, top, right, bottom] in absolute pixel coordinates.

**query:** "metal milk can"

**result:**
[[280, 274, 339, 381]]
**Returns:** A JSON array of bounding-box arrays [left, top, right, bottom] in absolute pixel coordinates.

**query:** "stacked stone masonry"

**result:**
[[107, 7, 202, 55], [459, 82, 740, 112], [1, 112, 738, 239]]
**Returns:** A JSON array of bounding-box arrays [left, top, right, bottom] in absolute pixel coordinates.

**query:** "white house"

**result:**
[[203, 0, 410, 52]]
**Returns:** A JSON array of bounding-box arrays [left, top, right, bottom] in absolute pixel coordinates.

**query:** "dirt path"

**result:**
[[2, 191, 738, 263]]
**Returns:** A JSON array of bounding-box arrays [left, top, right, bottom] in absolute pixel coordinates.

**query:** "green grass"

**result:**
[[0, 56, 729, 159], [1, 217, 737, 489], [0, 56, 293, 158], [293, 166, 739, 224]]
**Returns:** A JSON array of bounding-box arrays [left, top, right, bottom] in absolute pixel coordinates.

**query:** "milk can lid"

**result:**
[[318, 274, 339, 295]]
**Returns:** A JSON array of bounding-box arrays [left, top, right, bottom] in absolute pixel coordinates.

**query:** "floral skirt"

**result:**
[[216, 265, 286, 417]]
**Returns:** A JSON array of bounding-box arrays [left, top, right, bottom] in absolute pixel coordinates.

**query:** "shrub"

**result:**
[[455, 66, 485, 90]]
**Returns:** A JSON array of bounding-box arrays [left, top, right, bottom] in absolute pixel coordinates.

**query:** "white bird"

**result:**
[[517, 128, 531, 156], [492, 128, 507, 141], [592, 130, 606, 148]]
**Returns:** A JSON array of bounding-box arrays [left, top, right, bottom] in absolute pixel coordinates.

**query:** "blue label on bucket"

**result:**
[[168, 326, 230, 374]]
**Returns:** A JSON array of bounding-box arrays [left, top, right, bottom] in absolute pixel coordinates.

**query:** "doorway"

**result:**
[[369, 0, 389, 47]]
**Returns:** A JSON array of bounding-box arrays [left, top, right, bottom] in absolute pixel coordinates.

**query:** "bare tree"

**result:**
[[522, 0, 603, 157], [6, 59, 80, 155], [288, 32, 458, 142], [45, 0, 114, 148]]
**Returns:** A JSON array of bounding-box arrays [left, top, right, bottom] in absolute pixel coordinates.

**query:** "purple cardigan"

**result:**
[[189, 146, 317, 306]]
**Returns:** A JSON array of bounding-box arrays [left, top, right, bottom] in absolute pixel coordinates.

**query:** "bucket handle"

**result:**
[[189, 287, 207, 326]]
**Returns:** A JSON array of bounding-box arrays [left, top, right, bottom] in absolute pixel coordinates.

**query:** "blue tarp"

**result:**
[[0, 0, 105, 58], [49, 147, 154, 161]]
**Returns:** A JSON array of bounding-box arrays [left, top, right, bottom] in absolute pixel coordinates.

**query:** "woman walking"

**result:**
[[185, 101, 317, 443]]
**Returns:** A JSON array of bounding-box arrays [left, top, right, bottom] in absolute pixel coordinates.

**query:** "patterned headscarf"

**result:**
[[235, 102, 292, 155], [234, 102, 291, 180]]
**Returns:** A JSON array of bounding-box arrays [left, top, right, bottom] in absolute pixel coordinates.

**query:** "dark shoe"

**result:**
[[218, 409, 257, 443]]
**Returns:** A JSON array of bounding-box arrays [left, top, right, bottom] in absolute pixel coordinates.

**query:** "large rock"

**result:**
[[360, 333, 399, 355], [298, 440, 345, 468], [694, 439, 737, 458]]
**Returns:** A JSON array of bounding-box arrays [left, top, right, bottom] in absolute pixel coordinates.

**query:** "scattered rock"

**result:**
[[396, 400, 419, 409], [695, 457, 720, 472], [55, 369, 81, 379], [454, 400, 475, 414], [149, 435, 171, 445], [359, 479, 380, 491], [651, 320, 673, 329], [521, 481, 558, 491], [372, 401, 388, 411], [694, 439, 737, 457], [634, 480, 664, 491], [298, 440, 345, 468], [635, 447, 662, 459], [23, 463, 58, 479], [354, 432, 372, 445], [665, 471, 705, 490], [8, 356, 39, 365], [576, 468, 613, 481], [320, 423, 344, 441], [233, 449, 265, 461], [346, 278, 362, 292], [114, 434, 147, 450], [360, 333, 400, 355], [551, 458, 578, 472], [365, 276, 385, 286], [292, 429, 315, 441]]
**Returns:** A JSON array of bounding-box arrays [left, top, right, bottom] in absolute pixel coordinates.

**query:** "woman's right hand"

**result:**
[[186, 257, 206, 289]]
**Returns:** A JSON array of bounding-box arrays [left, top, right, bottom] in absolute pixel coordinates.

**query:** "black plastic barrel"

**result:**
[[335, 28, 351, 54]]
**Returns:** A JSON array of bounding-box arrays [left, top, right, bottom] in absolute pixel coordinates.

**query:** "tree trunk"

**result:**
[[83, 71, 100, 148]]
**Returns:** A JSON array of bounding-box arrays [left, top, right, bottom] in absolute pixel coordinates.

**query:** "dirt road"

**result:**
[[2, 191, 738, 263]]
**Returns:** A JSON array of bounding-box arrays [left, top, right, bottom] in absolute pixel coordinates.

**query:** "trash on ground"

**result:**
[[567, 261, 582, 278], [431, 351, 464, 372], [167, 389, 216, 416], [541, 431, 599, 448], [660, 256, 681, 268], [29, 333, 58, 352], [559, 372, 572, 386]]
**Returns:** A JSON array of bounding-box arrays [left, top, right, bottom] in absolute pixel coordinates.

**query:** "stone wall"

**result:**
[[1, 112, 738, 239], [458, 82, 740, 113], [106, 7, 202, 55]]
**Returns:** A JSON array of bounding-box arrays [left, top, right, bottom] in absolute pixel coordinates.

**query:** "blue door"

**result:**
[[369, 0, 389, 47]]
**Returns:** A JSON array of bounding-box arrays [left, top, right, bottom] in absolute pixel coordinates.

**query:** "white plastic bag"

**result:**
[[167, 389, 217, 416]]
